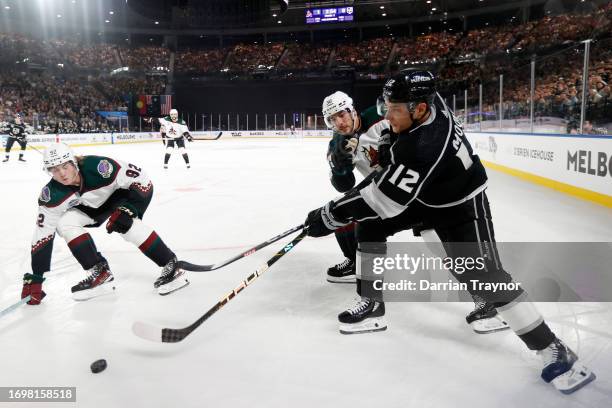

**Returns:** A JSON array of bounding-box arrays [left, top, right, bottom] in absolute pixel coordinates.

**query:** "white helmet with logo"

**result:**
[[43, 143, 77, 171], [170, 109, 178, 122], [322, 91, 355, 130]]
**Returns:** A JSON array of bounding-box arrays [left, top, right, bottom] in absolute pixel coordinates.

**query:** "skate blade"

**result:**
[[470, 316, 510, 334], [339, 317, 387, 335], [158, 279, 189, 296], [553, 361, 596, 394], [326, 275, 356, 284], [72, 283, 116, 301]]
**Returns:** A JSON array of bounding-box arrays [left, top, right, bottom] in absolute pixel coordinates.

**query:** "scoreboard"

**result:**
[[305, 7, 354, 24]]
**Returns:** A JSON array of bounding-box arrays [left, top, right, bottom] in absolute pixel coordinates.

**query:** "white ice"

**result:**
[[1, 139, 611, 408]]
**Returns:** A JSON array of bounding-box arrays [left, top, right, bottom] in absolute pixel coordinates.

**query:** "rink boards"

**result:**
[[2, 130, 610, 206], [466, 132, 612, 207]]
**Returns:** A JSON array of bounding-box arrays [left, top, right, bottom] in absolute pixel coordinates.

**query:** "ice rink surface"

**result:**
[[1, 138, 611, 408]]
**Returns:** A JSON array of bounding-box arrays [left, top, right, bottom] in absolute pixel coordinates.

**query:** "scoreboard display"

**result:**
[[305, 7, 354, 24]]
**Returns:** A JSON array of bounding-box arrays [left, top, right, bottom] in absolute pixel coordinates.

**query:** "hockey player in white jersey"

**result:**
[[321, 90, 508, 334], [154, 109, 193, 169], [322, 91, 390, 283], [21, 143, 189, 305]]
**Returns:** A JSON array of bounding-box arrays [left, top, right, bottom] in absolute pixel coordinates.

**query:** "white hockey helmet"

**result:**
[[43, 143, 77, 171], [322, 91, 355, 130], [170, 109, 178, 121]]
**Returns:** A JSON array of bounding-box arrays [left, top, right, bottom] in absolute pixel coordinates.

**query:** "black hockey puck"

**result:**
[[90, 359, 107, 374]]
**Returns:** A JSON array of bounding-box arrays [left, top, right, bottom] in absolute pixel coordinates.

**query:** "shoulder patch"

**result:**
[[39, 186, 51, 203], [97, 159, 114, 178]]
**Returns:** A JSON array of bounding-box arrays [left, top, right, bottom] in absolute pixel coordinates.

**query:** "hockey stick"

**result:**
[[193, 131, 222, 141], [132, 229, 308, 343], [178, 224, 303, 272], [0, 296, 31, 319]]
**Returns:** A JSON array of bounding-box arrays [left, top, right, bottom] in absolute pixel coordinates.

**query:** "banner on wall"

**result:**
[[467, 132, 612, 197]]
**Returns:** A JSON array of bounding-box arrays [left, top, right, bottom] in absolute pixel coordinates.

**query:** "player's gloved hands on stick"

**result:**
[[304, 201, 349, 238], [184, 132, 193, 142], [21, 273, 46, 305], [106, 206, 136, 234]]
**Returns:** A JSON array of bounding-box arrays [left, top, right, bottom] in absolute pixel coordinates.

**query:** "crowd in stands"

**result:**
[[278, 43, 332, 71], [119, 46, 170, 71], [226, 42, 285, 72], [175, 47, 228, 73], [333, 37, 394, 70], [0, 3, 609, 133]]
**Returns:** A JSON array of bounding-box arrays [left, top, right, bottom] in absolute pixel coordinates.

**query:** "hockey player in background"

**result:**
[[150, 108, 193, 169], [2, 113, 28, 162], [304, 71, 595, 394], [321, 90, 507, 334], [21, 143, 189, 305], [322, 91, 389, 283]]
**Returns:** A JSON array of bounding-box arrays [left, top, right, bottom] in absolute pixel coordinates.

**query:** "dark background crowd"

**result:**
[[1, 2, 610, 134]]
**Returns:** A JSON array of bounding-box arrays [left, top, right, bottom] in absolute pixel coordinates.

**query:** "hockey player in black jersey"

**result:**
[[304, 70, 595, 394], [2, 114, 28, 162], [322, 90, 508, 333]]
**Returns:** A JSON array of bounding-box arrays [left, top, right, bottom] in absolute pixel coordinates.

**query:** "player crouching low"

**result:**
[[21, 143, 189, 304]]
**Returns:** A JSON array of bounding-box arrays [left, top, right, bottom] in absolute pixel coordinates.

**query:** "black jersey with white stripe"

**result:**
[[332, 93, 488, 222], [7, 123, 26, 139]]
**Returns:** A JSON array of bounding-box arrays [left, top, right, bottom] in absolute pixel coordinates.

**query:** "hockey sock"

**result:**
[[121, 219, 175, 267], [164, 153, 171, 165], [335, 223, 357, 261], [182, 153, 190, 164], [355, 243, 386, 300], [496, 292, 556, 350], [67, 233, 105, 270]]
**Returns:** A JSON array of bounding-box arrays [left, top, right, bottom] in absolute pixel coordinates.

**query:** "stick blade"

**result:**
[[178, 260, 214, 272], [132, 321, 163, 342]]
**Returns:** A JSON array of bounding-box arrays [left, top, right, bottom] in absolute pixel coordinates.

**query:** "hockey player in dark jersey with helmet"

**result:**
[[321, 90, 507, 334], [2, 113, 28, 162], [304, 71, 595, 394], [21, 143, 189, 305]]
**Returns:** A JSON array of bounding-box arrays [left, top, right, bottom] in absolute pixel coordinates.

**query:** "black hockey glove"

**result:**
[[184, 132, 193, 142], [328, 135, 355, 174], [106, 206, 136, 234], [305, 201, 350, 238], [378, 128, 393, 168]]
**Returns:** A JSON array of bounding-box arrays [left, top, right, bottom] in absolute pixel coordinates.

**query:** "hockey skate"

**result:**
[[327, 258, 356, 283], [2, 157, 8, 162], [466, 302, 509, 334], [71, 260, 116, 301], [154, 257, 189, 295], [338, 297, 387, 334], [18, 157, 26, 162], [538, 338, 595, 394], [163, 164, 168, 169]]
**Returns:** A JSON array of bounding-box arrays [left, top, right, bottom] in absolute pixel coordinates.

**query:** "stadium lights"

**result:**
[[382, 13, 387, 16], [4, 6, 10, 10], [155, 21, 159, 24], [57, 14, 62, 18], [432, 7, 437, 11], [105, 19, 110, 23], [277, 20, 282, 23], [380, 6, 385, 9], [426, 0, 431, 3], [109, 11, 114, 15], [272, 13, 277, 17]]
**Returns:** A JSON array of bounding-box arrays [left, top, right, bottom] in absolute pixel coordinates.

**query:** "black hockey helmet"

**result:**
[[377, 70, 436, 115]]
